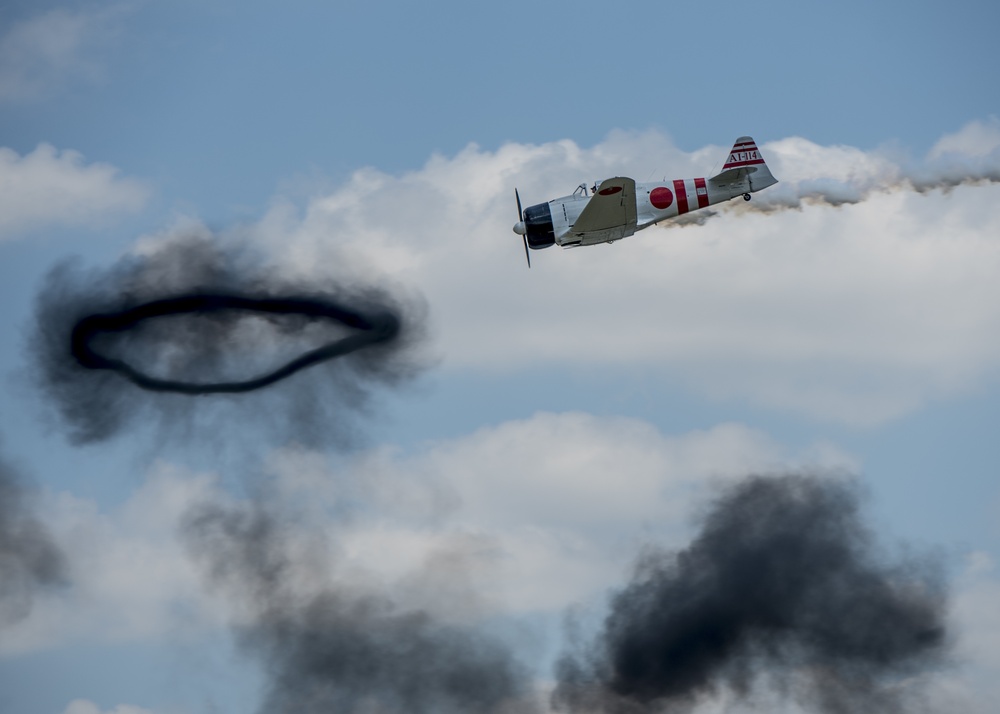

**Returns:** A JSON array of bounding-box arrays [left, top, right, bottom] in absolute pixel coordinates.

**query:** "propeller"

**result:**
[[513, 188, 530, 268]]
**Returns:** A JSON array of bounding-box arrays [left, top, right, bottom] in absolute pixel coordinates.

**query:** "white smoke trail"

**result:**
[[674, 118, 1000, 224]]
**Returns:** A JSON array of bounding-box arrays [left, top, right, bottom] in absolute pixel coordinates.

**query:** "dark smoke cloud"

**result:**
[[181, 491, 539, 714], [30, 235, 426, 445], [553, 474, 948, 714], [71, 293, 399, 394], [0, 444, 67, 628]]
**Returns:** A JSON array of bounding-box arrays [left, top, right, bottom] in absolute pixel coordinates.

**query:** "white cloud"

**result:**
[[0, 143, 149, 241], [9, 415, 1000, 710], [241, 124, 1000, 425], [0, 4, 131, 102], [929, 116, 1000, 160], [0, 462, 219, 656], [0, 416, 850, 654], [268, 414, 856, 615], [62, 700, 156, 714], [915, 551, 1000, 714]]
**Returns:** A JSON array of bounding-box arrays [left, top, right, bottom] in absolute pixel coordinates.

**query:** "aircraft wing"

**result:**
[[571, 177, 637, 237]]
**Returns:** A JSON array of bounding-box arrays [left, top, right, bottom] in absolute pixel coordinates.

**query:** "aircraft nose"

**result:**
[[513, 221, 526, 235]]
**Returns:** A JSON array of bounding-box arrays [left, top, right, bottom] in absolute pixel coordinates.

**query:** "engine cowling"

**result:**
[[522, 202, 555, 249]]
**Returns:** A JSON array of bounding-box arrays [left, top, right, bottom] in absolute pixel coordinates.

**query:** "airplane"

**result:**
[[512, 136, 778, 266]]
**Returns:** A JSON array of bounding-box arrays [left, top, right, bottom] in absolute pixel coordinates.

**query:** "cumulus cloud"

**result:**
[[0, 447, 67, 629], [0, 415, 848, 655], [0, 4, 131, 102], [174, 419, 876, 714], [933, 552, 1000, 713], [928, 117, 1000, 161], [0, 143, 149, 241], [313, 415, 826, 615], [7, 412, 998, 711], [0, 461, 217, 655], [242, 122, 1000, 425]]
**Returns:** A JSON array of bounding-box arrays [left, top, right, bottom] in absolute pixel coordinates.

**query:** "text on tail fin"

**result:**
[[723, 136, 766, 170]]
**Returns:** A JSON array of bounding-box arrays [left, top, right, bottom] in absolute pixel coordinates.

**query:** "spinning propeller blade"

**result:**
[[515, 188, 529, 268]]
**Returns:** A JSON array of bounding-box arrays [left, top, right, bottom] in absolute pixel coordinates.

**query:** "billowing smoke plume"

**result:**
[[553, 474, 948, 714], [181, 490, 539, 714], [31, 235, 426, 445], [0, 444, 67, 628]]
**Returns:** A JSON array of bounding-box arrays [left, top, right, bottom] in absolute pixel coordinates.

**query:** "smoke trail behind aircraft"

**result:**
[[746, 162, 1000, 213], [181, 490, 539, 714], [0, 445, 67, 628], [665, 135, 1000, 227], [31, 235, 426, 445], [553, 474, 948, 714]]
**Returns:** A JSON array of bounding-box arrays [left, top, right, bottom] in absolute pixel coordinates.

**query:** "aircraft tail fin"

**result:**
[[710, 136, 778, 191]]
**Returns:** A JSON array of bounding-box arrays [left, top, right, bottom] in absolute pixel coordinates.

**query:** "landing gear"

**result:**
[[743, 193, 752, 201]]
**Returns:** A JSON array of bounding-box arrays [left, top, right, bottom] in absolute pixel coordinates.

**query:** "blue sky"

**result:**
[[2, 1, 1000, 713]]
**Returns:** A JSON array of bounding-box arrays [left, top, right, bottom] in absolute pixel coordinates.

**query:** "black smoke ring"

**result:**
[[70, 293, 400, 394]]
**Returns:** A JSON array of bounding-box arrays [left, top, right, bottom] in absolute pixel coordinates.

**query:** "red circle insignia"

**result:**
[[598, 185, 623, 196], [650, 186, 673, 209]]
